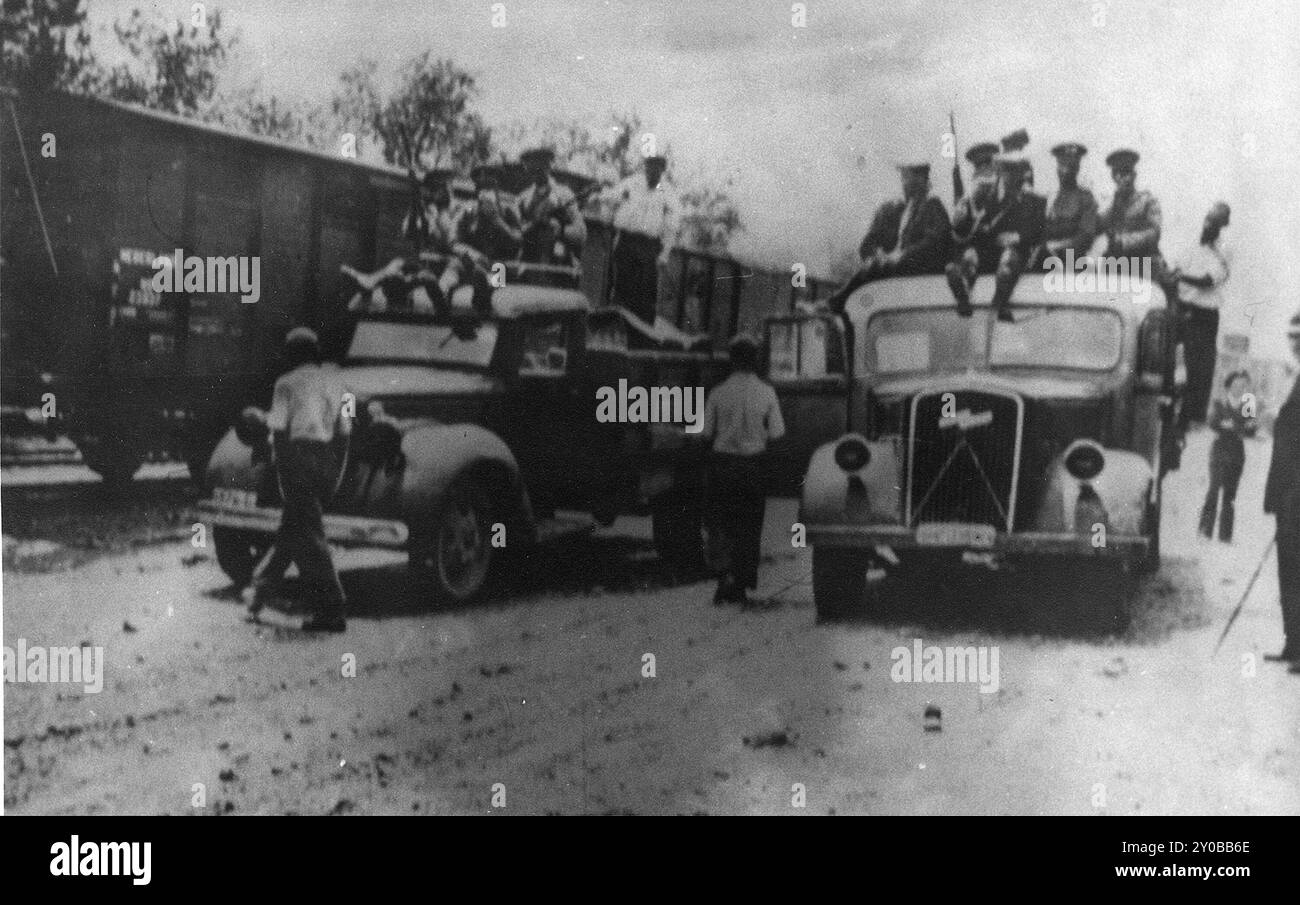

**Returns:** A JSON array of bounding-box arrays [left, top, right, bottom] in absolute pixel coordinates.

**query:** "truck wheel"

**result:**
[[410, 477, 495, 607], [812, 547, 874, 622], [213, 527, 268, 588], [651, 491, 704, 571]]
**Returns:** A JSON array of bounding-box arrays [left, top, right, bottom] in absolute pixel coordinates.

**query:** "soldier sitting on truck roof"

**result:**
[[516, 147, 587, 285]]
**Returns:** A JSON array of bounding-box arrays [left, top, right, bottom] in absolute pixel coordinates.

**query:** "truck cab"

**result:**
[[771, 274, 1181, 622]]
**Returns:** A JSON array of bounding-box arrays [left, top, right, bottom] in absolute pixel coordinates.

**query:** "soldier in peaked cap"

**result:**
[[1097, 148, 1163, 262], [824, 161, 952, 313], [245, 327, 350, 633], [947, 153, 1045, 320], [517, 145, 587, 277], [1267, 313, 1300, 669], [1031, 142, 1099, 268]]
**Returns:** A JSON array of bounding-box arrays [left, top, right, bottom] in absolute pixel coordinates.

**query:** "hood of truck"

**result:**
[[342, 365, 503, 400]]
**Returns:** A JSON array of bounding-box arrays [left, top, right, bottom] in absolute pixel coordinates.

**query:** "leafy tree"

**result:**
[[333, 52, 490, 172], [93, 8, 232, 116], [1, 0, 95, 93]]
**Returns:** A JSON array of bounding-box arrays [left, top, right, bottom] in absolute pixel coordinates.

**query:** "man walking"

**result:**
[[604, 153, 680, 325], [824, 163, 951, 313], [702, 336, 786, 606], [246, 327, 350, 633], [1173, 202, 1232, 428], [1266, 314, 1300, 668]]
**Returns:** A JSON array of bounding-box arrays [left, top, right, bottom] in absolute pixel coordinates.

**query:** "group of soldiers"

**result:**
[[342, 146, 588, 316], [824, 131, 1183, 323]]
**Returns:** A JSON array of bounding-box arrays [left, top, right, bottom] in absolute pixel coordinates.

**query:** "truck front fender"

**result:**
[[398, 423, 534, 538]]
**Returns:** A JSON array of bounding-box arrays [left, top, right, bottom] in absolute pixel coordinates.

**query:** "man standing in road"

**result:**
[[246, 327, 351, 633], [824, 162, 952, 313], [702, 335, 786, 606], [1172, 202, 1232, 429], [1266, 314, 1300, 668], [603, 153, 680, 326]]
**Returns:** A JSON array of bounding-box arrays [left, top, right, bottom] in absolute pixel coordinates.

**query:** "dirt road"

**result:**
[[4, 430, 1297, 814]]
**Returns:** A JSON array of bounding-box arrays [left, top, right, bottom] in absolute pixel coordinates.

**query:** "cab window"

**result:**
[[767, 318, 845, 381], [519, 320, 569, 376]]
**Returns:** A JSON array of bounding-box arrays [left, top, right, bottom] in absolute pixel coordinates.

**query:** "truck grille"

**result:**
[[906, 389, 1023, 531]]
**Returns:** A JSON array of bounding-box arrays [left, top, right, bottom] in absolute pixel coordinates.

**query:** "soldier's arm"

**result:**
[[897, 198, 951, 267], [859, 203, 894, 260], [1118, 195, 1161, 252]]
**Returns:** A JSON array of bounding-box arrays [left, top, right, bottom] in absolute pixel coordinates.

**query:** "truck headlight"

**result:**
[[834, 437, 871, 471], [1064, 440, 1105, 481]]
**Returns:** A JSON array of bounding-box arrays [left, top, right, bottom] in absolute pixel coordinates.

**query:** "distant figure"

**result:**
[[604, 153, 680, 325], [1173, 202, 1232, 428], [824, 163, 952, 313], [702, 336, 786, 606], [516, 146, 587, 278], [246, 328, 350, 633], [1265, 314, 1300, 669], [947, 155, 1045, 321], [1198, 370, 1258, 543]]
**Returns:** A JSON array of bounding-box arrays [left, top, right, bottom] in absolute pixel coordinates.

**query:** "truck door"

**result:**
[[765, 314, 851, 496]]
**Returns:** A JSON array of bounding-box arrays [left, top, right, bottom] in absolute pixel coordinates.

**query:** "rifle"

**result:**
[[950, 111, 965, 203]]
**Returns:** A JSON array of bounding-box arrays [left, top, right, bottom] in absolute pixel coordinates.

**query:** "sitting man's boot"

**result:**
[[946, 262, 974, 317]]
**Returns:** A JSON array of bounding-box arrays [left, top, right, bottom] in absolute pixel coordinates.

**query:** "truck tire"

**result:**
[[651, 490, 704, 571], [409, 476, 496, 607], [213, 527, 268, 588], [812, 546, 874, 622]]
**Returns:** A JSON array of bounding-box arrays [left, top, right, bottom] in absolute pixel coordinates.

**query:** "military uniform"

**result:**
[[947, 156, 1045, 320], [516, 147, 587, 274], [1098, 188, 1162, 259], [1266, 317, 1300, 664]]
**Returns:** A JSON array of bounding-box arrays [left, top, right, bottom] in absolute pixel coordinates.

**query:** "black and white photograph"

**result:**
[[2, 0, 1298, 836]]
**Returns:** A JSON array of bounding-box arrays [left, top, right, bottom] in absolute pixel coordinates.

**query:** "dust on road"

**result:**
[[4, 431, 1297, 814]]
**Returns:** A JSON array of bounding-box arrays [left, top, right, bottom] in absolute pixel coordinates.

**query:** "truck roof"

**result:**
[[844, 273, 1166, 325]]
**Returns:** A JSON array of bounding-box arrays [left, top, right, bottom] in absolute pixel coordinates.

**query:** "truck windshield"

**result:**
[[346, 320, 498, 367], [865, 306, 1122, 374]]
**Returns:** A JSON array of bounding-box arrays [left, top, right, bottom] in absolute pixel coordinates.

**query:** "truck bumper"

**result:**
[[197, 499, 409, 549], [806, 524, 1148, 557]]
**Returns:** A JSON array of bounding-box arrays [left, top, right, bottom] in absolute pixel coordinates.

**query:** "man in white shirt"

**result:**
[[605, 154, 680, 324], [1173, 202, 1231, 428], [702, 336, 786, 605], [247, 327, 351, 632]]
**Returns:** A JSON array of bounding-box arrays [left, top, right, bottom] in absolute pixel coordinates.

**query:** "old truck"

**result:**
[[779, 274, 1182, 623], [1, 88, 834, 482], [198, 273, 729, 605]]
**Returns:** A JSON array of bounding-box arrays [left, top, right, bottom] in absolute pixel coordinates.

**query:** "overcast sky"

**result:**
[[89, 0, 1300, 356]]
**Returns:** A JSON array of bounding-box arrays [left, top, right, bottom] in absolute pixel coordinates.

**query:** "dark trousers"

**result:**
[[1199, 438, 1244, 541], [253, 439, 346, 614], [1181, 306, 1219, 426], [610, 231, 662, 324], [1277, 502, 1300, 654], [706, 453, 768, 592], [946, 244, 1027, 318]]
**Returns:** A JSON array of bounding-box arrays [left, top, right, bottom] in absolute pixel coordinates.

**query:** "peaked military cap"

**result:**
[[1051, 142, 1087, 160], [520, 146, 556, 165], [965, 142, 999, 166], [1105, 148, 1140, 170], [1000, 129, 1030, 152]]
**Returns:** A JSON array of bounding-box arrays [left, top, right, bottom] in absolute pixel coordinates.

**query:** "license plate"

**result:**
[[211, 487, 259, 510], [915, 523, 996, 548]]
